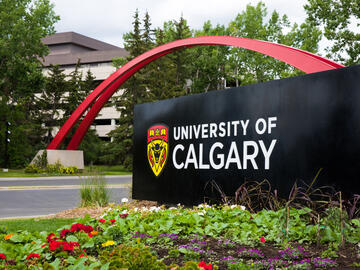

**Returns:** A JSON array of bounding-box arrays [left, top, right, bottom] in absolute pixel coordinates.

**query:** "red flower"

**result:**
[[198, 261, 213, 270], [88, 233, 93, 237], [46, 233, 56, 242], [60, 229, 71, 238], [49, 240, 63, 251], [26, 253, 40, 260], [70, 223, 93, 233], [79, 254, 86, 258], [0, 253, 6, 260], [110, 219, 116, 224], [260, 236, 266, 243], [62, 242, 74, 252], [98, 219, 106, 223], [41, 244, 47, 248], [62, 241, 80, 252], [119, 213, 129, 218], [83, 225, 93, 233]]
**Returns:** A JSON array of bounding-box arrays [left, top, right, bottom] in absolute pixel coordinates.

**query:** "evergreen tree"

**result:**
[[63, 60, 84, 121], [104, 10, 154, 168], [37, 65, 67, 144]]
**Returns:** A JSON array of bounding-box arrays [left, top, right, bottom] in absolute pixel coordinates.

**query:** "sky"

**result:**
[[51, 0, 309, 48]]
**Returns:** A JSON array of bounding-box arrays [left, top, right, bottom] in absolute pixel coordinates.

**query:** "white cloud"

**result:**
[[51, 0, 308, 47]]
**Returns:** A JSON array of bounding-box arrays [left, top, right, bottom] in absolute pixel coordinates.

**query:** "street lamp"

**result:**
[[3, 121, 10, 172]]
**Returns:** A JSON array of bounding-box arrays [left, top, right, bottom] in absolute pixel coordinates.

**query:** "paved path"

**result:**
[[0, 175, 132, 219]]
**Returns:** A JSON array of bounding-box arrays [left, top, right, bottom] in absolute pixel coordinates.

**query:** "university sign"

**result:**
[[133, 65, 360, 205], [171, 118, 277, 171], [42, 36, 349, 204]]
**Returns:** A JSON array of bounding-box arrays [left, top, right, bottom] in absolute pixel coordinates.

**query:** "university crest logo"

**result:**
[[147, 124, 169, 177]]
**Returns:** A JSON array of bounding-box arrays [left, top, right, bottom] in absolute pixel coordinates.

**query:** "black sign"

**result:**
[[133, 65, 360, 205]]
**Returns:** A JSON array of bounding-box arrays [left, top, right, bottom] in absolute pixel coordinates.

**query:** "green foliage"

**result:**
[[305, 0, 360, 65], [0, 204, 359, 268], [0, 0, 59, 168], [32, 150, 48, 168], [24, 162, 78, 175], [227, 2, 321, 86], [80, 174, 110, 207], [100, 245, 167, 270], [321, 242, 339, 259]]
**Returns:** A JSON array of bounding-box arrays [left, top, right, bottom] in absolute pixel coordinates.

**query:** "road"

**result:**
[[0, 175, 132, 219]]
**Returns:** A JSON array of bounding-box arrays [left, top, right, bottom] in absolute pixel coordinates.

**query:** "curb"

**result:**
[[0, 175, 132, 181], [0, 184, 132, 191]]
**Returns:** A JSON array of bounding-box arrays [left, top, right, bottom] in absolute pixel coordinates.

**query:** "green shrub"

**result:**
[[33, 150, 48, 168], [24, 164, 44, 173], [100, 245, 166, 270], [59, 166, 78, 174], [24, 161, 78, 175]]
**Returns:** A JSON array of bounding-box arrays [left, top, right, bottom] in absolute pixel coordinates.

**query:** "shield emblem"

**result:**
[[147, 124, 169, 177]]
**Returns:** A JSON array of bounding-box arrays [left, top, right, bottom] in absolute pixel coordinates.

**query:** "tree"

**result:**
[[189, 21, 230, 93], [104, 10, 154, 168], [227, 2, 321, 86], [37, 65, 67, 144], [305, 0, 360, 65], [0, 0, 59, 101], [0, 0, 59, 168]]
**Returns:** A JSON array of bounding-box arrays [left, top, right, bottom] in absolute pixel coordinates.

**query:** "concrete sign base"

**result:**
[[32, 150, 84, 170]]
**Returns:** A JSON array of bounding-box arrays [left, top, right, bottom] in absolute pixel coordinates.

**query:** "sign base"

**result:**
[[32, 150, 84, 170]]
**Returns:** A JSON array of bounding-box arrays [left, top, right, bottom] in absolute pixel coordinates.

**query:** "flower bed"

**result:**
[[0, 203, 359, 269]]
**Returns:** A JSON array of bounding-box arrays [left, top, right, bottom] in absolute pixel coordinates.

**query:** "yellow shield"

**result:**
[[147, 124, 169, 177]]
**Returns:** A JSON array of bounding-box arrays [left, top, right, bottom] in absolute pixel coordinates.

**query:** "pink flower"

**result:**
[[198, 261, 213, 270], [119, 213, 129, 218], [0, 253, 6, 260], [98, 219, 106, 223], [26, 253, 40, 259], [260, 236, 266, 243]]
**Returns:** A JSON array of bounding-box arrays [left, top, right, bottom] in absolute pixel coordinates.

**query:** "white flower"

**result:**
[[121, 197, 128, 203], [230, 205, 237, 209], [198, 204, 204, 208], [169, 207, 176, 210], [133, 207, 139, 212], [198, 211, 204, 216], [240, 205, 246, 211]]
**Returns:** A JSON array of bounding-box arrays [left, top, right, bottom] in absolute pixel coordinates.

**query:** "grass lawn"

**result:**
[[0, 165, 131, 178], [0, 217, 76, 233]]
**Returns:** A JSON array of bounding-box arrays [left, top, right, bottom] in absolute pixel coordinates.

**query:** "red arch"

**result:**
[[47, 36, 344, 150]]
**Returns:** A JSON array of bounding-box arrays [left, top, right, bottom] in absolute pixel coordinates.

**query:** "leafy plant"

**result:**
[[99, 244, 167, 270]]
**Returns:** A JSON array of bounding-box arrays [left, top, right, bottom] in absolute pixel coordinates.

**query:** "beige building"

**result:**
[[41, 32, 129, 140]]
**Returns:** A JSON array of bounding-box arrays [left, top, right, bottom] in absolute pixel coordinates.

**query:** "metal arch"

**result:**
[[47, 36, 344, 150]]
